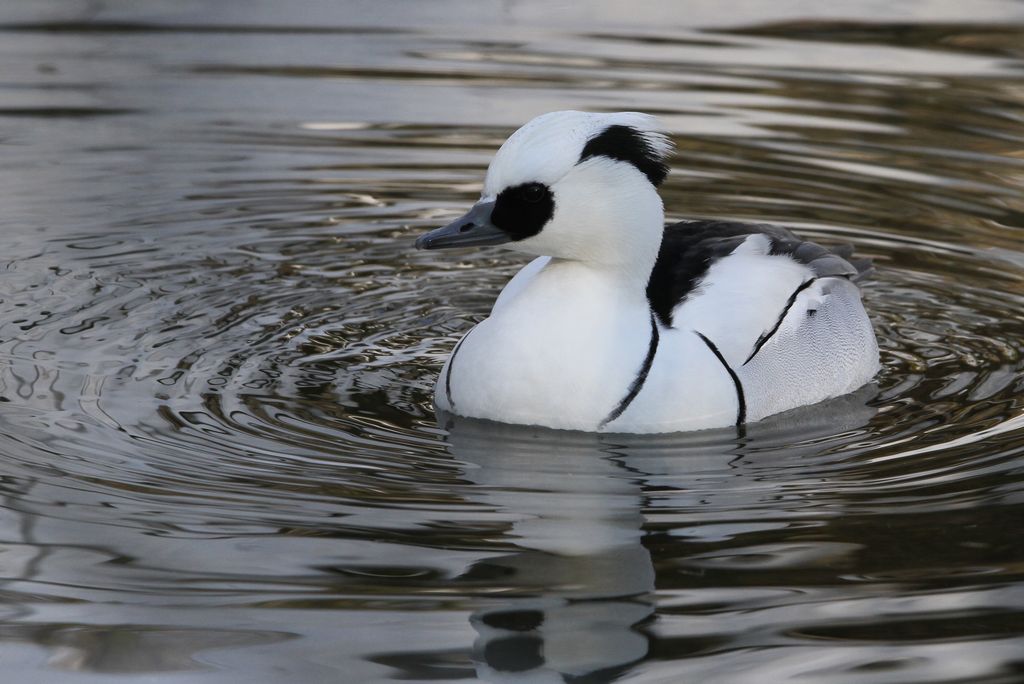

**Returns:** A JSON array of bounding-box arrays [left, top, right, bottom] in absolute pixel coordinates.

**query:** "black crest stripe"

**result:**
[[579, 125, 669, 187], [444, 329, 474, 411], [695, 331, 746, 427], [743, 278, 817, 366], [601, 313, 659, 429]]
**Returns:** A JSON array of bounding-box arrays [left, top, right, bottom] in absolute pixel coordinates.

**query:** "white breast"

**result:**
[[439, 259, 652, 431]]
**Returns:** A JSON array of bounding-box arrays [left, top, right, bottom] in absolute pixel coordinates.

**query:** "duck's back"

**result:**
[[632, 219, 879, 429]]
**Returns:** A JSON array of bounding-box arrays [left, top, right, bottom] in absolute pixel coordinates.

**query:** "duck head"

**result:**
[[416, 111, 673, 275]]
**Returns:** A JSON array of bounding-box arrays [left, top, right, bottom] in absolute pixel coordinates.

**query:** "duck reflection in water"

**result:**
[[449, 417, 654, 681], [435, 387, 877, 682]]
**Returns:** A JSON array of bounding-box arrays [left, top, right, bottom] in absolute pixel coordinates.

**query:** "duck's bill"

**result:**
[[415, 200, 510, 250]]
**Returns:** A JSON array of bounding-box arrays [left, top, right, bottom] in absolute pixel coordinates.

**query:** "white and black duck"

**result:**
[[416, 111, 880, 433]]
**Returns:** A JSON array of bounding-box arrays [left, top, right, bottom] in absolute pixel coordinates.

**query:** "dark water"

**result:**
[[2, 1, 1024, 682]]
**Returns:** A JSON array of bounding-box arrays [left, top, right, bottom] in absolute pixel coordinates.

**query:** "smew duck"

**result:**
[[415, 111, 879, 433]]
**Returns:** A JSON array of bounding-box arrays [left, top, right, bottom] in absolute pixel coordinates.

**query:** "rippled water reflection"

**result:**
[[1, 1, 1023, 682]]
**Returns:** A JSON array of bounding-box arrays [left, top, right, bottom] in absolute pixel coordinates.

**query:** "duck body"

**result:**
[[417, 111, 879, 433]]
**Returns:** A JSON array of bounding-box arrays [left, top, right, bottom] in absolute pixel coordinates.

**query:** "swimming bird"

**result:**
[[415, 111, 879, 433]]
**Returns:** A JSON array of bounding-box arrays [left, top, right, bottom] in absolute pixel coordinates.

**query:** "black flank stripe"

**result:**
[[601, 313, 659, 429], [696, 331, 746, 426], [743, 278, 817, 366], [445, 329, 474, 411]]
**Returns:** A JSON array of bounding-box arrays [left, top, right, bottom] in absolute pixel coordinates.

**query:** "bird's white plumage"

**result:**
[[428, 111, 880, 433], [743, 277, 879, 422], [668, 233, 810, 366]]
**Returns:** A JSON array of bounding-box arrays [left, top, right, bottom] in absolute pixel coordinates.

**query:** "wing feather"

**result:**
[[647, 219, 871, 327], [647, 220, 872, 366]]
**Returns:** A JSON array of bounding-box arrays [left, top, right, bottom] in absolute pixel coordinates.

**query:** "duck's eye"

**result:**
[[520, 183, 545, 203], [491, 181, 554, 241]]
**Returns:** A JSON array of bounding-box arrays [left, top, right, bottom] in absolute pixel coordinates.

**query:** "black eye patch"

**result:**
[[579, 124, 669, 187], [490, 182, 555, 241]]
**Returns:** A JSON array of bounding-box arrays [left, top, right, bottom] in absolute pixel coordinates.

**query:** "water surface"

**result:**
[[1, 1, 1023, 682]]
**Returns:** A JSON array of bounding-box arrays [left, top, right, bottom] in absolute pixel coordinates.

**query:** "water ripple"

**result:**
[[0, 5, 1022, 682]]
